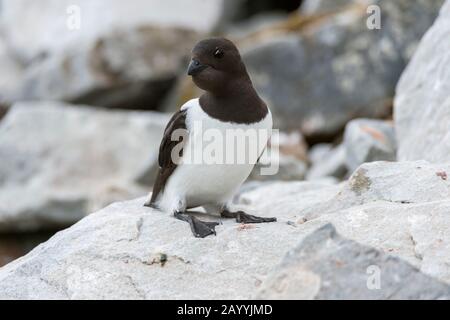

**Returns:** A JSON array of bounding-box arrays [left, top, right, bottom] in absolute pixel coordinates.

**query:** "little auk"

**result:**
[[145, 38, 276, 237]]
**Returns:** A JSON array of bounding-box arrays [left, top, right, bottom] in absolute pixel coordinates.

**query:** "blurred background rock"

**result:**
[[0, 0, 445, 266]]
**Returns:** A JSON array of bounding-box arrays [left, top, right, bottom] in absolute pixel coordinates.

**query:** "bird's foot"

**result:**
[[143, 200, 154, 208], [221, 209, 277, 224], [174, 211, 219, 238]]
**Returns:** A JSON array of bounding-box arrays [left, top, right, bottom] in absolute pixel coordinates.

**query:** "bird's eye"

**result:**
[[214, 48, 224, 59]]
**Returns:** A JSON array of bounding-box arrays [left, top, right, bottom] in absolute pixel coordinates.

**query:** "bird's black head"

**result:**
[[187, 38, 249, 94]]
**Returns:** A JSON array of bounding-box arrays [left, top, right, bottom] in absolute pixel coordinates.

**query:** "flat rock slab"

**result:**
[[0, 102, 170, 232], [257, 224, 450, 299], [0, 0, 228, 108], [242, 0, 444, 138], [1, 161, 449, 299], [0, 197, 307, 299]]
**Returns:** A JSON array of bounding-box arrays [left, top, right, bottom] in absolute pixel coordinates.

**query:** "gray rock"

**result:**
[[307, 161, 450, 218], [257, 224, 450, 299], [250, 153, 308, 181], [1, 0, 225, 62], [232, 180, 276, 204], [0, 101, 170, 232], [6, 28, 199, 110], [0, 0, 228, 108], [242, 0, 444, 138], [237, 180, 341, 219], [344, 119, 396, 173], [249, 131, 308, 181], [313, 200, 450, 284], [308, 143, 333, 164], [307, 144, 348, 180], [395, 1, 450, 163], [0, 197, 311, 299], [240, 161, 450, 284], [337, 161, 450, 206], [1, 161, 450, 298]]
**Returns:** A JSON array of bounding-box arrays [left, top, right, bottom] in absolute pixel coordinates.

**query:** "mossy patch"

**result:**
[[349, 168, 371, 195]]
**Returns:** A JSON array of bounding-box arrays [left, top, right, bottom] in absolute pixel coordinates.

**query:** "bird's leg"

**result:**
[[221, 208, 277, 224], [174, 211, 220, 238], [143, 200, 156, 208]]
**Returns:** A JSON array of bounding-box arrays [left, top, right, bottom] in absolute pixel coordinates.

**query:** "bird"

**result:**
[[145, 37, 276, 238]]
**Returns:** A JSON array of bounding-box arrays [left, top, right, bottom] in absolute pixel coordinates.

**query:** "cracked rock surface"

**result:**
[[0, 102, 170, 232], [0, 161, 449, 299], [257, 224, 450, 299]]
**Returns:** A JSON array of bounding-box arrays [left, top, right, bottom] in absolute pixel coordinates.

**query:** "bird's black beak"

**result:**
[[188, 59, 208, 76]]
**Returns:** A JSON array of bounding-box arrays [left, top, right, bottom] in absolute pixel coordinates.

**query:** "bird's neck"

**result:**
[[199, 79, 268, 124]]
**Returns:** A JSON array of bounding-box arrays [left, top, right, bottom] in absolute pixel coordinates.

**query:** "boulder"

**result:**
[[0, 197, 310, 299], [308, 143, 334, 164], [241, 161, 450, 284], [250, 131, 308, 181], [242, 0, 444, 139], [1, 0, 227, 62], [250, 153, 308, 181], [0, 101, 170, 232], [300, 161, 450, 220], [0, 36, 23, 109], [257, 224, 450, 299], [395, 0, 450, 163], [1, 160, 450, 298], [237, 180, 341, 220], [306, 144, 348, 180], [14, 26, 198, 110], [311, 200, 450, 284], [335, 161, 450, 207], [343, 119, 396, 173], [0, 0, 228, 109]]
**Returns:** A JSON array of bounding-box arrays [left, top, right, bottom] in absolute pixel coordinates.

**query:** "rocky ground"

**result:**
[[1, 160, 450, 299], [0, 0, 449, 299]]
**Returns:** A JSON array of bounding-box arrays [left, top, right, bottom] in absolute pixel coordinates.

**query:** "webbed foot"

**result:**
[[221, 209, 277, 224], [175, 211, 219, 238]]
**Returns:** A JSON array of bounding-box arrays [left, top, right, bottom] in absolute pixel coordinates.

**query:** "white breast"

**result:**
[[157, 98, 272, 213]]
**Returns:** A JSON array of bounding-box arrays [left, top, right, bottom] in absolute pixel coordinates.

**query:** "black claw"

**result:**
[[174, 212, 218, 238]]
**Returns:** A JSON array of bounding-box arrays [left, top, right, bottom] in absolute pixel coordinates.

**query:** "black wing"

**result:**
[[150, 109, 188, 205]]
